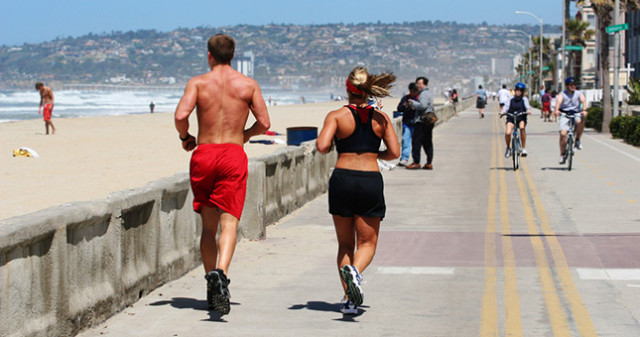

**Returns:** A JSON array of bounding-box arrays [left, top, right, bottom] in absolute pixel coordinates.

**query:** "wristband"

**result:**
[[179, 133, 191, 141]]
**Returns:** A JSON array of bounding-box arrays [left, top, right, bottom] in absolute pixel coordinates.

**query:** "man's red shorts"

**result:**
[[189, 143, 248, 219], [542, 101, 551, 112], [42, 104, 52, 121]]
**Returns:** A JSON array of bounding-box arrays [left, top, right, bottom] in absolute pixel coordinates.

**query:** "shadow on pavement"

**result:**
[[541, 167, 569, 171], [288, 301, 369, 320], [149, 297, 238, 322]]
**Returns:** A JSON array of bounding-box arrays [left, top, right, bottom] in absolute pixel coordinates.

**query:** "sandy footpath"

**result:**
[[0, 98, 400, 220]]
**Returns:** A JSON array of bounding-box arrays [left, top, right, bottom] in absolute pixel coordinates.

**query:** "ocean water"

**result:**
[[0, 89, 333, 123]]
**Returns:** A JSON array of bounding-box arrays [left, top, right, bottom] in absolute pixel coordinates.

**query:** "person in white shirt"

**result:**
[[497, 84, 511, 114]]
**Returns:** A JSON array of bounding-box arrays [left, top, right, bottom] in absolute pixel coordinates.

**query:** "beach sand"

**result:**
[[0, 98, 400, 220]]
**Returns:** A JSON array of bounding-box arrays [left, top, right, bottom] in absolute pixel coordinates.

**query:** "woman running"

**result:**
[[317, 66, 400, 314]]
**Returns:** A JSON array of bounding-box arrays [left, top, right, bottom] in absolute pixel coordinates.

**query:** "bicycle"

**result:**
[[502, 111, 527, 171], [561, 113, 578, 171]]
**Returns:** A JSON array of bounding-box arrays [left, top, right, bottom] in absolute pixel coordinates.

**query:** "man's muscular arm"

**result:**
[[174, 78, 198, 151], [243, 82, 270, 143]]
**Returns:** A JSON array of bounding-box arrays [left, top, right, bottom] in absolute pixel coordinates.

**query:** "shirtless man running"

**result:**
[[174, 34, 271, 315], [35, 82, 56, 135]]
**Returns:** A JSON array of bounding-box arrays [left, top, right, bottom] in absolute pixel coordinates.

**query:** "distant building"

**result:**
[[576, 1, 598, 89], [626, 10, 640, 80], [234, 51, 254, 77]]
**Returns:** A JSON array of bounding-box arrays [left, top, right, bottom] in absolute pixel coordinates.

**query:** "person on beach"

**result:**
[[317, 66, 399, 315], [174, 34, 270, 315], [405, 76, 435, 170], [35, 82, 56, 135], [149, 101, 155, 113]]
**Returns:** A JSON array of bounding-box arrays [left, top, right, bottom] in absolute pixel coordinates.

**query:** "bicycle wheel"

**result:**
[[511, 132, 519, 170], [566, 134, 573, 171]]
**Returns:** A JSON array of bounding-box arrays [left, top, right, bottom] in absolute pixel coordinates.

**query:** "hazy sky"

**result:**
[[1, 0, 565, 46]]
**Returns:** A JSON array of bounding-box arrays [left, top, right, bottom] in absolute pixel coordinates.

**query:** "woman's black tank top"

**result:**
[[335, 105, 382, 154]]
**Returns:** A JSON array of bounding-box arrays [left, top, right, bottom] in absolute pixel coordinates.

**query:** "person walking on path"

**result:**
[[497, 84, 511, 114], [174, 34, 271, 316], [475, 85, 487, 119], [553, 77, 587, 164], [35, 82, 56, 135], [316, 66, 399, 315], [541, 89, 552, 122], [406, 76, 435, 170], [396, 82, 419, 166]]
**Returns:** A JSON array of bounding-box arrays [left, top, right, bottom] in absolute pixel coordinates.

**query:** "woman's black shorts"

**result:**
[[328, 168, 385, 218]]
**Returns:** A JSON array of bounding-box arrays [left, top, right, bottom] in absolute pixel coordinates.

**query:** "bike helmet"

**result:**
[[515, 82, 526, 91], [565, 77, 576, 85]]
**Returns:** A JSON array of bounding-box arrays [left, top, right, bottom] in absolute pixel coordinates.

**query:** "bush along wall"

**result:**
[[585, 106, 603, 132], [610, 115, 640, 146]]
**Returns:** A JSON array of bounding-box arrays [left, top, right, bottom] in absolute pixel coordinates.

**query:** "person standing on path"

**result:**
[[406, 76, 435, 170], [316, 66, 399, 315], [396, 82, 419, 166], [35, 82, 56, 135], [174, 34, 271, 315]]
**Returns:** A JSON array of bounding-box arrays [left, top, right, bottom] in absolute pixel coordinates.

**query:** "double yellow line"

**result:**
[[480, 114, 598, 336]]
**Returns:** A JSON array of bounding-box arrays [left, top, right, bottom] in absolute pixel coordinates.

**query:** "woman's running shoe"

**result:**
[[341, 265, 364, 306], [340, 298, 358, 315]]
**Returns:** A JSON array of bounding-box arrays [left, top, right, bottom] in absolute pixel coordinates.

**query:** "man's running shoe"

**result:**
[[575, 139, 582, 150], [559, 154, 567, 165], [341, 265, 364, 306], [340, 298, 358, 315], [205, 269, 231, 315], [521, 149, 528, 157], [504, 148, 511, 158]]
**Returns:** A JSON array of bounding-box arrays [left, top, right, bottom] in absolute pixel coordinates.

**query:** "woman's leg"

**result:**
[[352, 215, 381, 274], [333, 215, 356, 293]]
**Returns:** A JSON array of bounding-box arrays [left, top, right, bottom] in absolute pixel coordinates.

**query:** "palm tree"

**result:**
[[531, 35, 553, 90], [581, 0, 639, 133], [566, 19, 595, 79]]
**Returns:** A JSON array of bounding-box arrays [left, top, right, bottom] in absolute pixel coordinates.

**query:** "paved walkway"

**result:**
[[78, 102, 640, 336]]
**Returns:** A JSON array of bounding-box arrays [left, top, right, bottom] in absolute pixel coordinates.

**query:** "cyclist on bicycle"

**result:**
[[553, 77, 588, 164], [500, 82, 531, 158]]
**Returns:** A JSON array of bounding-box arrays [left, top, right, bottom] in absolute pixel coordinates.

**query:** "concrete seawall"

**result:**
[[0, 141, 337, 337], [0, 99, 471, 337]]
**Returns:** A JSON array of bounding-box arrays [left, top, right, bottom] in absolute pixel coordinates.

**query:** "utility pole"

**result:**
[[613, 0, 620, 117], [562, 1, 567, 91]]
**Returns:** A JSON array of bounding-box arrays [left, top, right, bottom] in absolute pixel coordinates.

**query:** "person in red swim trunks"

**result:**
[[174, 34, 270, 315], [35, 82, 56, 135]]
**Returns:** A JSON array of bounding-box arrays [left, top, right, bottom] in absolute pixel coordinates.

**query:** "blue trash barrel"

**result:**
[[287, 126, 318, 146]]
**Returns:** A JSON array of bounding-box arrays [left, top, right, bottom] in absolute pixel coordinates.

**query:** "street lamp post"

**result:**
[[516, 11, 544, 100], [511, 29, 533, 95]]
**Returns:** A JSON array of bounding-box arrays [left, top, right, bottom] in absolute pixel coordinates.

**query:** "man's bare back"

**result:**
[[173, 34, 271, 315], [39, 86, 54, 105], [175, 64, 270, 151]]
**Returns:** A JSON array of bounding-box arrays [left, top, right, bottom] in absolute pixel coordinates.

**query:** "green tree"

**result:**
[[566, 19, 595, 79], [580, 0, 639, 133]]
